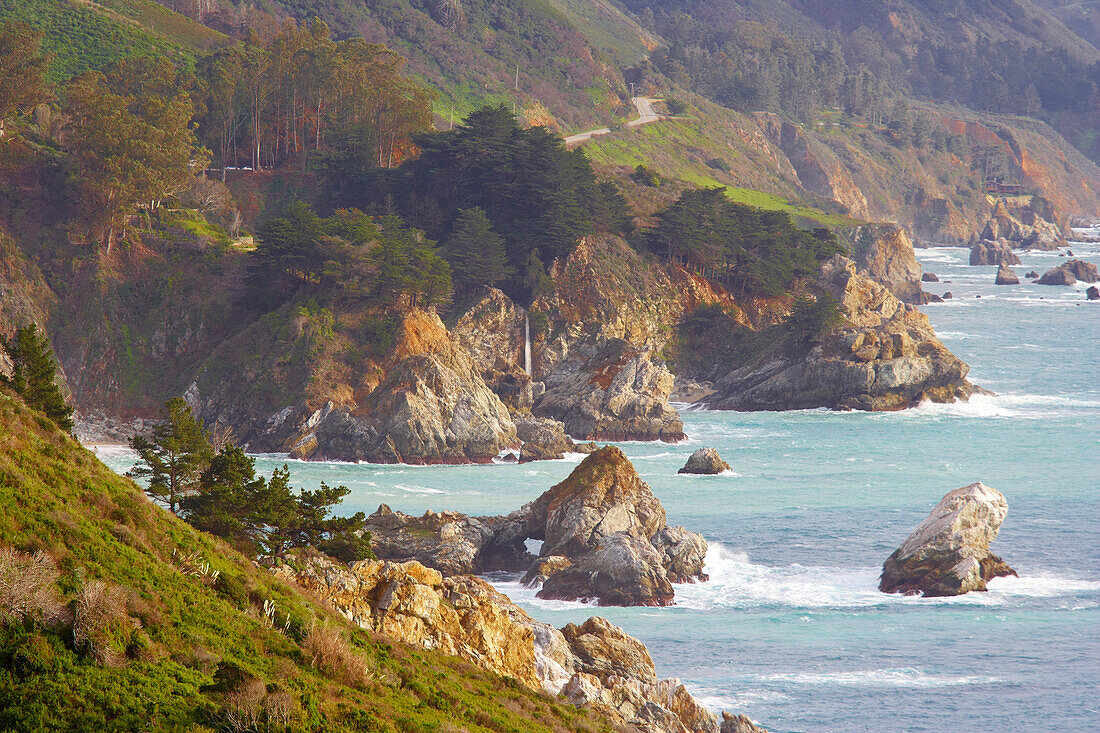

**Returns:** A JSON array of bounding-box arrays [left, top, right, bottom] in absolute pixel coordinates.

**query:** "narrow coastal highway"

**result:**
[[563, 96, 662, 145]]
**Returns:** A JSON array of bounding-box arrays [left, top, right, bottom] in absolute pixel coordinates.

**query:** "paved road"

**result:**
[[564, 96, 662, 145]]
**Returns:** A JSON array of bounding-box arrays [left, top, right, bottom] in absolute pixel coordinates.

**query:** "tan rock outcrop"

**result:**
[[708, 256, 974, 412], [848, 224, 925, 303], [272, 551, 753, 732], [879, 483, 1017, 597]]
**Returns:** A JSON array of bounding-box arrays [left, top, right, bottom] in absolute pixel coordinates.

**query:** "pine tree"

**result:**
[[128, 398, 213, 513], [445, 207, 514, 297], [1, 324, 74, 433]]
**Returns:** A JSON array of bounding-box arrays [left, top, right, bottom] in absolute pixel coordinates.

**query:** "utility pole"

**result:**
[[629, 81, 635, 99]]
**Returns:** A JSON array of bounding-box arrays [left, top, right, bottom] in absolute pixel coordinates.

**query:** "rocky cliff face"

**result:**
[[846, 223, 925, 303], [707, 256, 974, 412], [879, 483, 1017, 597], [973, 199, 1066, 252], [272, 550, 760, 732], [194, 309, 518, 464]]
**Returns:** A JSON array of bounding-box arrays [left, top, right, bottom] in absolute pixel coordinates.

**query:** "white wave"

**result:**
[[393, 484, 447, 495], [674, 544, 1100, 611], [741, 668, 1003, 688]]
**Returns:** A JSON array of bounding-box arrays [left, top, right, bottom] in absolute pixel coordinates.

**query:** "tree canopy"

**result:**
[[647, 187, 843, 298], [0, 324, 73, 434]]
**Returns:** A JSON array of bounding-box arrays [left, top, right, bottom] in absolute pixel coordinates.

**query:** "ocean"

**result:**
[[92, 241, 1100, 732]]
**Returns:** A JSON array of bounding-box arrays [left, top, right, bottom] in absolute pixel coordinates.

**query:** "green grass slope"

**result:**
[[0, 0, 230, 80], [0, 390, 618, 732]]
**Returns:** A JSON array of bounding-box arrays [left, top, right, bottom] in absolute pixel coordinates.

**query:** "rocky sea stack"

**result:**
[[995, 263, 1020, 285], [362, 447, 708, 606], [679, 447, 731, 474], [879, 483, 1017, 597]]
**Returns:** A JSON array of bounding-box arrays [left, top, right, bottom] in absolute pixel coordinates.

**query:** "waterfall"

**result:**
[[524, 314, 532, 376]]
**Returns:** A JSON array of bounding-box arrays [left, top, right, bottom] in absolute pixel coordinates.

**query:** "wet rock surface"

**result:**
[[879, 482, 1017, 597], [969, 238, 1022, 266]]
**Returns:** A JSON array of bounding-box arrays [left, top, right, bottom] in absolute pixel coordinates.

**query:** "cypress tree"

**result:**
[[128, 398, 213, 513], [1, 324, 74, 433], [445, 206, 514, 297]]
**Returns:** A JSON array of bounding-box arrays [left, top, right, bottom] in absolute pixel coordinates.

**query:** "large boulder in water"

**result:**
[[969, 239, 1021, 266], [517, 447, 708, 604], [1037, 265, 1076, 286], [994, 263, 1020, 285], [538, 533, 675, 607], [1087, 286, 1100, 301], [1063, 259, 1099, 283], [879, 482, 1017, 597], [524, 446, 668, 558], [678, 447, 731, 474], [515, 415, 573, 462]]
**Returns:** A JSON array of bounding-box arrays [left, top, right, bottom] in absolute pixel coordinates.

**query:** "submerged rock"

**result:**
[[678, 447, 731, 475], [994, 263, 1019, 285], [879, 482, 1017, 597], [1025, 271, 1040, 279]]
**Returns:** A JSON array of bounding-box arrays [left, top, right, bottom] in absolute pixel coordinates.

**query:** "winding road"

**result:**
[[564, 96, 662, 145]]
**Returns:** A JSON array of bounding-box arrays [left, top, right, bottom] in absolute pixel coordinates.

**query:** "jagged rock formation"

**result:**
[[678, 447, 731, 474], [706, 256, 974, 412], [540, 532, 676, 606], [977, 200, 1065, 251], [452, 287, 534, 411], [922, 272, 939, 282], [848, 224, 925, 303], [362, 447, 707, 606], [272, 551, 756, 732], [534, 339, 684, 442], [970, 238, 1022, 266], [879, 483, 1017, 597], [995, 264, 1020, 285], [1063, 259, 1100, 282]]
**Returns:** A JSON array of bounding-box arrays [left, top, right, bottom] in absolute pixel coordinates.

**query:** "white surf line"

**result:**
[[564, 96, 663, 145]]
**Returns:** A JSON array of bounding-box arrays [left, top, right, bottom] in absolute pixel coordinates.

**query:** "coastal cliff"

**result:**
[[273, 550, 762, 732], [706, 256, 973, 411]]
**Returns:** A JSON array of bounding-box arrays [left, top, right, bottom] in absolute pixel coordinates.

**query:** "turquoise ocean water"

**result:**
[[94, 242, 1100, 732]]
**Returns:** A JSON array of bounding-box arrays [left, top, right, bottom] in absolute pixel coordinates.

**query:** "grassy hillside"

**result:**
[[0, 390, 619, 732], [0, 0, 230, 80], [256, 0, 635, 131]]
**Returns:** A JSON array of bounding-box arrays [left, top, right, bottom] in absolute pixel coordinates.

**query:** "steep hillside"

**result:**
[[0, 0, 230, 79], [251, 0, 642, 131], [0, 388, 626, 731]]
